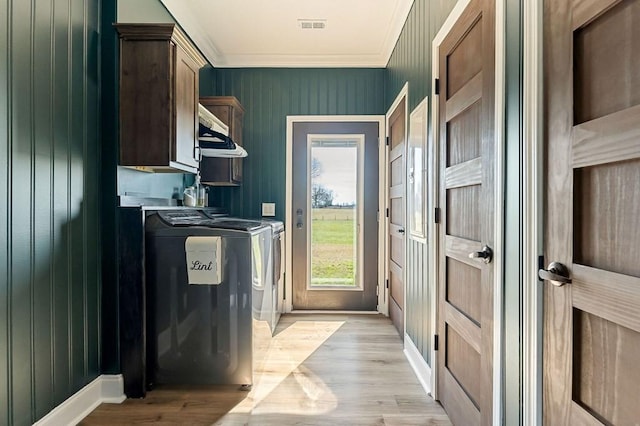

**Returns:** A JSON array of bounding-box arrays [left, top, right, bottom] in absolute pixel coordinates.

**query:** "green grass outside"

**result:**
[[312, 208, 354, 221], [311, 208, 356, 286]]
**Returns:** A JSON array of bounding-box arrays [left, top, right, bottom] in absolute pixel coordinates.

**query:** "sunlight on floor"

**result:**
[[228, 320, 345, 416], [81, 314, 451, 425]]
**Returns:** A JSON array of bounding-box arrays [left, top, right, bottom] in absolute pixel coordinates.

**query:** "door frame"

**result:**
[[285, 115, 386, 313], [522, 0, 543, 424], [385, 83, 409, 328], [431, 0, 506, 421]]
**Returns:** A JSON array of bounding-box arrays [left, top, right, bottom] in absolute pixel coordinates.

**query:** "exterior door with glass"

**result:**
[[291, 121, 380, 310]]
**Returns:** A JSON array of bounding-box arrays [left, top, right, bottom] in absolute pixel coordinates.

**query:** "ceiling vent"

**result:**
[[298, 19, 326, 30]]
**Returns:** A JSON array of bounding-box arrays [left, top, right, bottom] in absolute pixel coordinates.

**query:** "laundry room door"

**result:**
[[436, 0, 496, 424], [543, 0, 640, 424], [291, 121, 380, 311], [386, 96, 407, 335]]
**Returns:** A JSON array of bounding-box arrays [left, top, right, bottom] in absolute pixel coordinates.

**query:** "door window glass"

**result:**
[[308, 138, 363, 289]]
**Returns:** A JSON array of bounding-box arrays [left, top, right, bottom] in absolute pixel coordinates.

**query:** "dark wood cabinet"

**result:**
[[199, 96, 245, 186], [115, 24, 206, 173]]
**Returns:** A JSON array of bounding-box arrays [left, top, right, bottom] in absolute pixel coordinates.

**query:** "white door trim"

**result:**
[[431, 0, 506, 422], [385, 83, 409, 326], [493, 1, 506, 423], [285, 115, 386, 313], [522, 0, 544, 424]]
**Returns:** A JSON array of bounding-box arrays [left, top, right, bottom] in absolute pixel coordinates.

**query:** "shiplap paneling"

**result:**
[[0, 0, 103, 423], [200, 68, 385, 218], [386, 1, 457, 113], [407, 242, 428, 356], [385, 0, 457, 366], [100, 0, 119, 376]]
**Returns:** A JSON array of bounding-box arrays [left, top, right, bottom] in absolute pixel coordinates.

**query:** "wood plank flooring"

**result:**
[[82, 314, 451, 425]]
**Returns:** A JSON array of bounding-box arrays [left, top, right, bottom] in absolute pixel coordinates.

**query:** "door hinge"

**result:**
[[434, 207, 441, 224], [434, 334, 439, 351], [386, 279, 389, 289], [386, 208, 389, 218], [434, 78, 440, 95], [386, 136, 390, 146]]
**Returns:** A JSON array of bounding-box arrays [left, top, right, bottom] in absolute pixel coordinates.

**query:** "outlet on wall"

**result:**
[[262, 202, 276, 217]]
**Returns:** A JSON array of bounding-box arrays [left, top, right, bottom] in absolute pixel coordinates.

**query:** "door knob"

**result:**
[[398, 228, 405, 234], [538, 262, 571, 286], [469, 245, 493, 264]]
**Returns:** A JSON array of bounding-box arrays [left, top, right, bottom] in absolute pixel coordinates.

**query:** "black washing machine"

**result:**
[[145, 210, 271, 388]]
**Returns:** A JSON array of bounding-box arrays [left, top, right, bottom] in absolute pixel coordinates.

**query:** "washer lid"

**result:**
[[157, 210, 210, 226], [208, 218, 265, 231], [157, 211, 266, 231]]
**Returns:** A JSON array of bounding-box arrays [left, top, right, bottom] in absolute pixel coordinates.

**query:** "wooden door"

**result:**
[[388, 99, 406, 335], [436, 0, 495, 424], [543, 0, 640, 424]]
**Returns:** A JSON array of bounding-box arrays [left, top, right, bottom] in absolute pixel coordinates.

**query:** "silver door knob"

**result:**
[[538, 262, 571, 286], [469, 245, 493, 264]]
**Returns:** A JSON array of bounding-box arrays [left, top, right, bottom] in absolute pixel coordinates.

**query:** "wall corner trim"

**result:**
[[404, 334, 432, 396], [33, 375, 126, 426]]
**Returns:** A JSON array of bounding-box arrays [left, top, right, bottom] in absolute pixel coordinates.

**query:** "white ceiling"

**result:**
[[161, 0, 415, 68]]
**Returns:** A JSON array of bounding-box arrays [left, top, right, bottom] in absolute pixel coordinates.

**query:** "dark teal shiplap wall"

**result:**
[[384, 0, 457, 366], [386, 0, 457, 112], [101, 0, 120, 376], [200, 68, 385, 218], [0, 0, 103, 423]]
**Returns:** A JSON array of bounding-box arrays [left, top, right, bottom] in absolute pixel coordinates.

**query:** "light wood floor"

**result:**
[[82, 314, 451, 425]]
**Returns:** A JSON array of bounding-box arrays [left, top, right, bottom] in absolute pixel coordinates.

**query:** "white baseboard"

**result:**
[[404, 334, 432, 396], [33, 374, 126, 426]]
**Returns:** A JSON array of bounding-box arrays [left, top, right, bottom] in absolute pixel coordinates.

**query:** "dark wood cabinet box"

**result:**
[[115, 23, 206, 173], [199, 96, 245, 186]]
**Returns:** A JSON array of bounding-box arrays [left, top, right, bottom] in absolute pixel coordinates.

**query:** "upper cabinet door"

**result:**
[[173, 44, 200, 170], [115, 24, 206, 173]]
